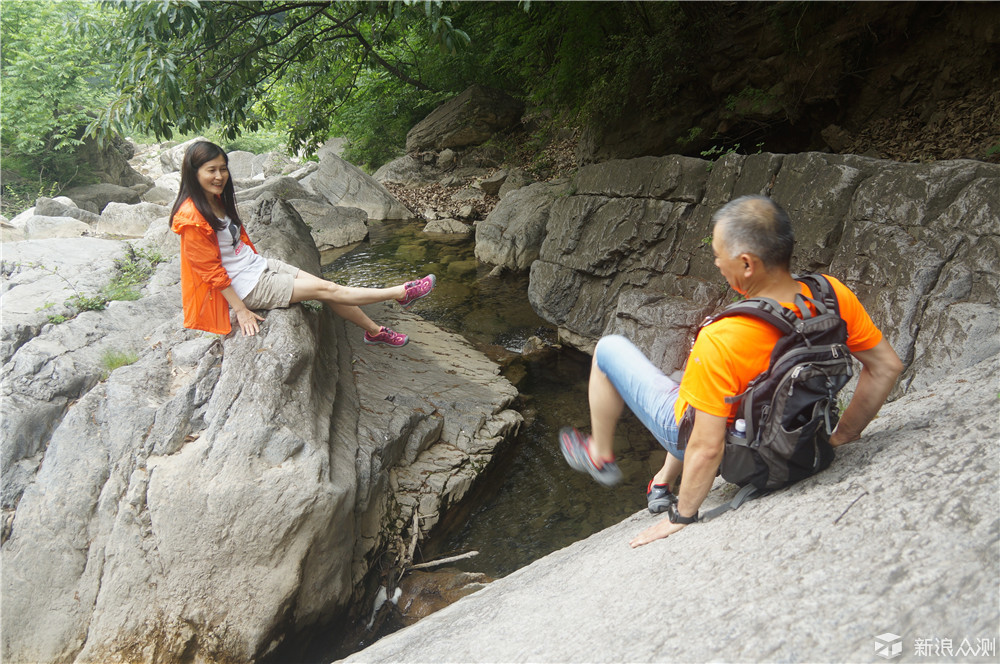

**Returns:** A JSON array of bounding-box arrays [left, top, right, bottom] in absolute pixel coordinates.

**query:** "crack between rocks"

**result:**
[[898, 235, 968, 394]]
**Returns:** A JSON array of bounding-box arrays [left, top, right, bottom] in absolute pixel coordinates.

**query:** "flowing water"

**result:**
[[322, 219, 670, 580]]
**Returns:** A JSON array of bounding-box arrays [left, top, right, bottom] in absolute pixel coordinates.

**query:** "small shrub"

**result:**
[[100, 349, 138, 379], [66, 292, 108, 313]]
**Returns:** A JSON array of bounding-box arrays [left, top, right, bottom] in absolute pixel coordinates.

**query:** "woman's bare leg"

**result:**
[[290, 271, 405, 307], [327, 303, 381, 335]]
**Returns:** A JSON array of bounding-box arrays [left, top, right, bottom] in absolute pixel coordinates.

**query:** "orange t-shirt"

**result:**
[[675, 275, 883, 422]]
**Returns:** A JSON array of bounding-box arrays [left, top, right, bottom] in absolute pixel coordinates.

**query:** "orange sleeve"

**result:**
[[679, 330, 741, 418], [823, 275, 883, 353], [179, 225, 232, 290]]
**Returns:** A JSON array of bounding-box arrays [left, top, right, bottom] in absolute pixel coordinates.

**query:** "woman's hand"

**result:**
[[235, 308, 265, 336]]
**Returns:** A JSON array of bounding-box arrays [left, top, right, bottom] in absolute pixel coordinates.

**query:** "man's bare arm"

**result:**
[[629, 410, 726, 548], [830, 338, 904, 447]]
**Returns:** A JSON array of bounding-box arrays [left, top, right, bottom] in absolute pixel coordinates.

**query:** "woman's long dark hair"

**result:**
[[169, 141, 242, 232]]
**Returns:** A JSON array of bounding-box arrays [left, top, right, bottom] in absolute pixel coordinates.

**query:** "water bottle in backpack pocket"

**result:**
[[680, 274, 854, 492]]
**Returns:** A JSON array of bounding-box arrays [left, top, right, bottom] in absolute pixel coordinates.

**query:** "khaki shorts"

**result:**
[[242, 258, 299, 310]]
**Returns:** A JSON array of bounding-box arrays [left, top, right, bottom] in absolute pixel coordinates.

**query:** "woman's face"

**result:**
[[196, 154, 229, 199]]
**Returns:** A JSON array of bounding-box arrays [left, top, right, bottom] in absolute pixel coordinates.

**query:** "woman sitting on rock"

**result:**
[[170, 140, 434, 345]]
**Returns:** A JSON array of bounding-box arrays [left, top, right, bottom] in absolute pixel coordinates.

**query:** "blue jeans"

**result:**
[[593, 335, 684, 460]]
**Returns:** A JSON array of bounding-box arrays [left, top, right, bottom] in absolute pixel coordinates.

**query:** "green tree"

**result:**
[[92, 0, 472, 156], [1, 0, 114, 185]]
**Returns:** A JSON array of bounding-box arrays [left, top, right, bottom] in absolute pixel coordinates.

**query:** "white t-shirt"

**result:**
[[216, 217, 267, 299]]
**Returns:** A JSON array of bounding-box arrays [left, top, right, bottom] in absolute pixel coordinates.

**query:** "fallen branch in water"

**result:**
[[409, 550, 480, 571]]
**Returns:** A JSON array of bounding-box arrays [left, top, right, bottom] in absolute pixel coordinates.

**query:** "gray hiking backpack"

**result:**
[[678, 274, 854, 501]]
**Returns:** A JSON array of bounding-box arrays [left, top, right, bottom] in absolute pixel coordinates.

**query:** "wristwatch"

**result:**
[[667, 503, 699, 524]]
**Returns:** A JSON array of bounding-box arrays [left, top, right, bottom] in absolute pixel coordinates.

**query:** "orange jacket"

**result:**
[[171, 198, 258, 334]]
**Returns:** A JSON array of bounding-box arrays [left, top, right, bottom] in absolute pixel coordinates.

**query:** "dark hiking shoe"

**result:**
[[647, 479, 678, 514], [558, 426, 623, 487]]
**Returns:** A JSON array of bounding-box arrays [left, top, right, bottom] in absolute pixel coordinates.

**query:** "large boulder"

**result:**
[[520, 152, 999, 393], [96, 201, 170, 238], [154, 172, 182, 196], [424, 218, 471, 235], [373, 155, 442, 187], [62, 183, 141, 214], [302, 151, 412, 221], [345, 354, 999, 663], [159, 137, 209, 173], [75, 134, 153, 190], [33, 197, 101, 225], [236, 175, 326, 203], [141, 185, 177, 206], [474, 180, 572, 272], [405, 86, 524, 153], [21, 215, 91, 240], [1, 196, 520, 663], [0, 238, 127, 365], [288, 200, 369, 250], [0, 220, 25, 242], [226, 150, 295, 180]]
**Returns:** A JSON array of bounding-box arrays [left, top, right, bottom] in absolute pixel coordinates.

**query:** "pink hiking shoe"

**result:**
[[397, 274, 436, 308], [363, 326, 409, 347]]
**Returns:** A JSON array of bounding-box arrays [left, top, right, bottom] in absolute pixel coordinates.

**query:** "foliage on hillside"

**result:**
[[2, 0, 996, 209], [86, 1, 710, 169], [0, 1, 113, 189]]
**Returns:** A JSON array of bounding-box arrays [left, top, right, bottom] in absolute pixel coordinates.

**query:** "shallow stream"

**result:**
[[322, 219, 669, 579]]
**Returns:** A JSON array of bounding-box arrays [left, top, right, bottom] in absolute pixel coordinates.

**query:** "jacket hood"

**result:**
[[171, 198, 213, 234]]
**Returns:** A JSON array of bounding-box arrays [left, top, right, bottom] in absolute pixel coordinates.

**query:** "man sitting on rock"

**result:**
[[559, 195, 904, 547]]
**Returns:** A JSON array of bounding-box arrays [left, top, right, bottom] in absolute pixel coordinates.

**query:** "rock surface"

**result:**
[[405, 86, 524, 153], [474, 179, 572, 271], [509, 152, 999, 394], [302, 150, 412, 221], [344, 355, 999, 663], [1, 195, 519, 662], [61, 182, 141, 214]]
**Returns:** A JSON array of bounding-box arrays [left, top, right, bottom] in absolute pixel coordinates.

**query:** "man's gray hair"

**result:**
[[711, 195, 795, 270]]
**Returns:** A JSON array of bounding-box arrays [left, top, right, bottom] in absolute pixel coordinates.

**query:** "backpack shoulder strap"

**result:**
[[796, 273, 840, 317], [709, 297, 799, 335]]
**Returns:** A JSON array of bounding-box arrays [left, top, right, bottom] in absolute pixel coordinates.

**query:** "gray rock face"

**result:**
[[373, 155, 442, 187], [477, 170, 507, 196], [423, 218, 471, 235], [97, 201, 170, 238], [0, 236, 127, 392], [346, 354, 999, 663], [497, 167, 535, 198], [1, 200, 520, 663], [33, 197, 101, 225], [516, 152, 999, 393], [226, 150, 295, 180], [294, 201, 369, 250], [21, 215, 90, 239], [159, 137, 209, 173], [62, 183, 141, 214], [405, 86, 524, 153], [475, 180, 572, 272], [141, 185, 177, 206], [236, 175, 326, 203], [302, 151, 412, 221]]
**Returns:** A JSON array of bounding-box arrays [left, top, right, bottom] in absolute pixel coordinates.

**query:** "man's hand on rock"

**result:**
[[629, 519, 686, 548]]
